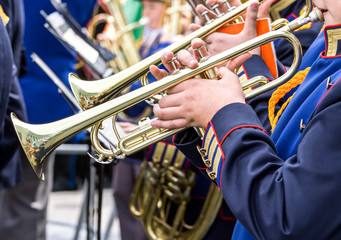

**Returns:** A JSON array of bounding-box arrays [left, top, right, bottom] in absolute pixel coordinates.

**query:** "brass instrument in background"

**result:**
[[11, 6, 323, 180], [164, 0, 193, 35], [88, 0, 142, 72], [129, 143, 223, 240]]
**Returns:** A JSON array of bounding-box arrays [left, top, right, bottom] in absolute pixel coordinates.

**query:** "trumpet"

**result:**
[[11, 7, 323, 180], [69, 0, 268, 111]]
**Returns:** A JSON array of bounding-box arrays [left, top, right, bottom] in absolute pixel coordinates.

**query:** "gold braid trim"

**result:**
[[268, 67, 311, 132]]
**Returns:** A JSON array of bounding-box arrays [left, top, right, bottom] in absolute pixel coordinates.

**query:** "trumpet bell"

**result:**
[[11, 113, 54, 180]]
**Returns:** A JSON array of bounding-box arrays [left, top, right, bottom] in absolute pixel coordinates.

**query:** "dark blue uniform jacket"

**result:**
[[0, 0, 27, 189], [176, 24, 341, 240]]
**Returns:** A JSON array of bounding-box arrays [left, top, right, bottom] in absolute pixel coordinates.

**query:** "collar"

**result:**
[[323, 24, 341, 57]]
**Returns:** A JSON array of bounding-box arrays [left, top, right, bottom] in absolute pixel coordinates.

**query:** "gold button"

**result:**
[[206, 170, 216, 180], [196, 146, 207, 157], [203, 159, 211, 168]]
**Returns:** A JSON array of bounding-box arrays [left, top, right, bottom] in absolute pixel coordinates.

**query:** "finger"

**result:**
[[191, 38, 209, 61], [190, 23, 201, 31], [229, 0, 242, 7], [205, 0, 228, 14], [243, 0, 259, 37], [225, 53, 252, 72], [193, 15, 203, 26], [258, 0, 276, 19], [150, 65, 169, 80], [151, 118, 189, 130], [196, 4, 217, 24], [160, 52, 182, 73], [177, 49, 199, 69], [153, 104, 188, 122], [157, 93, 183, 108]]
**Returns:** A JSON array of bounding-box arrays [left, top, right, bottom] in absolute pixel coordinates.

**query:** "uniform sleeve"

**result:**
[[205, 86, 341, 239], [0, 19, 13, 135]]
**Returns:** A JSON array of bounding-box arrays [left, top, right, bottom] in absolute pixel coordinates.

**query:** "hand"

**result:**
[[205, 0, 260, 56], [191, 0, 242, 28], [191, 0, 276, 31], [191, 0, 277, 57], [151, 53, 252, 129], [149, 42, 202, 80]]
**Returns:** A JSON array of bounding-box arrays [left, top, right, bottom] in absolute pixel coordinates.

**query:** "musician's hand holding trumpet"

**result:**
[[149, 0, 264, 129], [190, 0, 275, 56]]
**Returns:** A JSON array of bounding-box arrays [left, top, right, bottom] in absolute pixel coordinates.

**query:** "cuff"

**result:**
[[173, 128, 208, 169], [243, 55, 274, 80], [201, 103, 268, 188]]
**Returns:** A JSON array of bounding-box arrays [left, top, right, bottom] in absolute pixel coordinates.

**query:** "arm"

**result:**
[[207, 79, 341, 239]]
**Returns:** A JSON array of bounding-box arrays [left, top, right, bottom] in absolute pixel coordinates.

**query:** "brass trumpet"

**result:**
[[70, 0, 314, 110], [11, 7, 323, 180], [69, 0, 268, 111]]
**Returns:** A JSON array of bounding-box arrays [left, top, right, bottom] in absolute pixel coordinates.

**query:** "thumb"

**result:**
[[258, 0, 276, 19], [243, 0, 259, 37], [225, 53, 252, 73], [190, 23, 201, 32]]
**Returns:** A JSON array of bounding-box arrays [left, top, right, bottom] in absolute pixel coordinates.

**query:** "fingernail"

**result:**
[[251, 3, 259, 10]]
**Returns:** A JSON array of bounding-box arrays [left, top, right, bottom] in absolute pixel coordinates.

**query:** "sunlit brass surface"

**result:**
[[129, 159, 223, 240], [69, 0, 267, 111], [11, 7, 322, 181], [95, 0, 141, 71]]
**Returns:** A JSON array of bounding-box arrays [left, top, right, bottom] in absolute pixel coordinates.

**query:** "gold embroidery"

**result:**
[[0, 5, 9, 26], [206, 170, 216, 180], [152, 142, 166, 163], [174, 150, 186, 168], [163, 144, 176, 163], [326, 28, 341, 57], [203, 127, 214, 150], [203, 127, 224, 179], [207, 137, 218, 167], [211, 147, 222, 177], [270, 0, 297, 21]]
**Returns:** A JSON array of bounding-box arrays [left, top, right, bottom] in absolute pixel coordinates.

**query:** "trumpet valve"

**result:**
[[201, 10, 214, 25], [211, 4, 224, 18], [195, 45, 209, 62], [167, 56, 180, 75], [222, 0, 236, 12]]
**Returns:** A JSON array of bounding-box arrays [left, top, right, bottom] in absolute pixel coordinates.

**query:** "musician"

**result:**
[[150, 0, 341, 239], [151, 0, 323, 239], [0, 1, 97, 240], [0, 0, 27, 190]]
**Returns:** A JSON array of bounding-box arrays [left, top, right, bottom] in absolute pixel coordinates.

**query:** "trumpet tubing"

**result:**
[[11, 8, 323, 179], [69, 0, 267, 110]]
